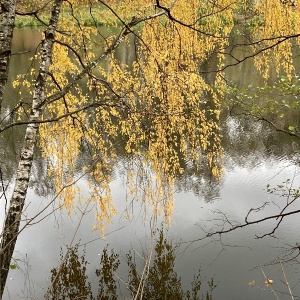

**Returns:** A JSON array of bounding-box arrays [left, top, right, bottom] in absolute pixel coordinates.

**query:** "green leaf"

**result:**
[[288, 125, 295, 132], [10, 264, 18, 270]]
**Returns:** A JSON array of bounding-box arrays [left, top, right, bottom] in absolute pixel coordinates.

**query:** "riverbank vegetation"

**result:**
[[13, 0, 264, 28], [15, 1, 115, 27]]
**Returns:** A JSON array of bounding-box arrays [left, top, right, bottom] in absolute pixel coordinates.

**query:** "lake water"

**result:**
[[1, 29, 300, 300]]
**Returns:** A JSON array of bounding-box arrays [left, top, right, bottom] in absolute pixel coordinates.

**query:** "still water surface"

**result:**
[[1, 29, 300, 299], [2, 146, 300, 299]]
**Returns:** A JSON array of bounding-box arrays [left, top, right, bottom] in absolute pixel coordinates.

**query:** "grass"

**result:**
[[15, 15, 49, 28], [14, 5, 119, 28]]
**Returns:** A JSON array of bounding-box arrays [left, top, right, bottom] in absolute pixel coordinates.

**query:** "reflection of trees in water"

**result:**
[[29, 148, 56, 197], [0, 125, 56, 201], [45, 244, 93, 299], [0, 126, 24, 186], [176, 158, 221, 203], [175, 111, 300, 201], [45, 230, 215, 300], [221, 115, 300, 170]]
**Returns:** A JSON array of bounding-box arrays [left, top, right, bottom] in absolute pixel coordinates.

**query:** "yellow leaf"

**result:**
[[249, 280, 255, 286], [265, 278, 274, 286]]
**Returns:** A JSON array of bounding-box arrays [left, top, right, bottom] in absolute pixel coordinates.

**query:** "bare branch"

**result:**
[[190, 208, 300, 243]]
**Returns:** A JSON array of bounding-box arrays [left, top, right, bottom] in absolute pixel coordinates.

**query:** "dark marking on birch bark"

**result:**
[[0, 50, 11, 56]]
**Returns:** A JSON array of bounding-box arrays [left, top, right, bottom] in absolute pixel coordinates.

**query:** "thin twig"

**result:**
[[260, 267, 279, 300], [280, 260, 295, 300]]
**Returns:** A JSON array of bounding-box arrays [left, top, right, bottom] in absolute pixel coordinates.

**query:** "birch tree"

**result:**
[[0, 0, 63, 295], [0, 0, 17, 112]]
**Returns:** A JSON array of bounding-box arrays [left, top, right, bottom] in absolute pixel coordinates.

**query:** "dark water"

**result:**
[[1, 29, 300, 300]]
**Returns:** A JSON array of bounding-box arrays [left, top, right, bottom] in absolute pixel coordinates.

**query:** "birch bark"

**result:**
[[0, 0, 63, 297], [0, 0, 17, 111]]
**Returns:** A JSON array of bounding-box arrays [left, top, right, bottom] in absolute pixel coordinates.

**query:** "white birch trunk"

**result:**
[[0, 0, 17, 112], [0, 0, 63, 297]]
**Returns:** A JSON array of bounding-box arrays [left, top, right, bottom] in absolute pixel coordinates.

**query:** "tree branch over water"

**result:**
[[190, 205, 300, 243]]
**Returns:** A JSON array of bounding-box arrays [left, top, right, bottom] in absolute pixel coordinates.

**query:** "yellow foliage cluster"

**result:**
[[34, 0, 236, 233], [253, 0, 300, 79]]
